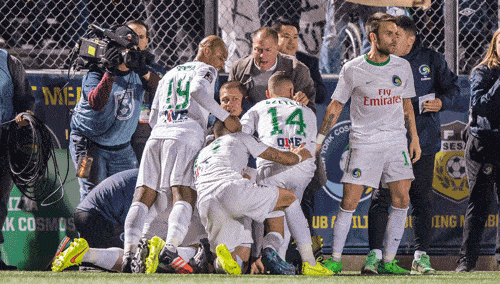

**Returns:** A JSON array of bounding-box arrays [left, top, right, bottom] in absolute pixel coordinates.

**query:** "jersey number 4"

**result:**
[[268, 107, 307, 137]]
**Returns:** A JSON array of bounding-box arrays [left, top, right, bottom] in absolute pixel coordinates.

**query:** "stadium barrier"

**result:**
[[1, 71, 497, 270]]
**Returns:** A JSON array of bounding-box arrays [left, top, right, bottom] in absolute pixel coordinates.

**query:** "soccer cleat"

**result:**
[[261, 247, 295, 275], [51, 238, 89, 272], [411, 254, 436, 275], [361, 250, 380, 275], [377, 259, 410, 275], [47, 236, 72, 270], [121, 251, 134, 273], [155, 240, 193, 274], [144, 236, 166, 274], [302, 261, 334, 276], [188, 238, 211, 273], [215, 244, 241, 275], [131, 238, 149, 273], [321, 256, 342, 274], [455, 257, 475, 272], [311, 235, 324, 259]]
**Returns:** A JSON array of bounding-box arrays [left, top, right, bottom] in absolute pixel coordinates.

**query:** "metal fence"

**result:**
[[0, 0, 497, 75]]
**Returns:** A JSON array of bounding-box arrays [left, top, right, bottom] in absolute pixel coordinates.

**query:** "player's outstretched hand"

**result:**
[[290, 142, 312, 161], [224, 115, 242, 133], [250, 258, 265, 274], [293, 91, 309, 106], [409, 138, 421, 163]]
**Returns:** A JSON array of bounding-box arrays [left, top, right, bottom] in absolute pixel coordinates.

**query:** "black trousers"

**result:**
[[73, 208, 124, 249], [459, 136, 500, 265], [368, 154, 435, 252]]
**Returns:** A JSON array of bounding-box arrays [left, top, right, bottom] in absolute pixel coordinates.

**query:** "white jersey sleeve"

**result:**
[[240, 106, 259, 135], [331, 65, 354, 104], [401, 60, 416, 99]]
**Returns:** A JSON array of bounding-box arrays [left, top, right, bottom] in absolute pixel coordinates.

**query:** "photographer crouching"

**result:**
[[69, 20, 160, 201]]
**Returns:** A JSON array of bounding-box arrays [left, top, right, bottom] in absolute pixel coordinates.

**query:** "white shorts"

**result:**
[[341, 144, 414, 188], [142, 191, 207, 246], [257, 160, 316, 201], [136, 138, 201, 191], [197, 179, 279, 251]]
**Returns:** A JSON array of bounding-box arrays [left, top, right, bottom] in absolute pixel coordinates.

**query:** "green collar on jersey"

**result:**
[[364, 54, 391, 66]]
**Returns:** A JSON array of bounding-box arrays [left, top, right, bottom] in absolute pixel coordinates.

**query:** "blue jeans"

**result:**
[[69, 134, 138, 201]]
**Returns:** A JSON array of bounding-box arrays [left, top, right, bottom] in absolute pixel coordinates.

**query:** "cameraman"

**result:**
[[69, 21, 160, 201]]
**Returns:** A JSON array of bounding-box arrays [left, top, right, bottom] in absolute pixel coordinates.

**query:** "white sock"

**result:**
[[297, 243, 316, 266], [95, 248, 122, 271], [372, 249, 383, 260], [124, 201, 148, 253], [383, 206, 409, 263], [277, 220, 290, 260], [263, 231, 283, 252], [235, 254, 243, 269], [284, 200, 312, 246], [82, 247, 122, 271], [165, 201, 193, 248], [331, 207, 355, 262], [414, 250, 426, 260], [177, 246, 196, 261], [284, 200, 317, 265]]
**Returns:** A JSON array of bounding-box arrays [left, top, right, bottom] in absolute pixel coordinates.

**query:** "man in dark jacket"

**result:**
[[363, 16, 462, 275], [271, 20, 328, 105]]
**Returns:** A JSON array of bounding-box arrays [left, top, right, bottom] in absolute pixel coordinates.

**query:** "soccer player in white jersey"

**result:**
[[194, 120, 332, 276], [121, 35, 241, 274], [240, 73, 317, 265], [315, 13, 421, 275]]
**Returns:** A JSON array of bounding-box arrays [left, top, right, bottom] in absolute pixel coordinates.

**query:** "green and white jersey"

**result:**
[[241, 97, 317, 168], [333, 54, 415, 148], [150, 61, 227, 144], [194, 132, 268, 200]]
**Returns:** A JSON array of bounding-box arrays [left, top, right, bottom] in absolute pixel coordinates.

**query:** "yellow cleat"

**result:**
[[302, 261, 334, 276], [215, 244, 241, 275], [51, 238, 89, 272], [145, 236, 166, 274]]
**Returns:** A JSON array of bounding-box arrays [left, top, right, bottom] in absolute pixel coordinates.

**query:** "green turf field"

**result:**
[[1, 271, 499, 284]]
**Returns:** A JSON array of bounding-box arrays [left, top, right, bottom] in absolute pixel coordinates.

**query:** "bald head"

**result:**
[[267, 72, 293, 99], [197, 35, 228, 70]]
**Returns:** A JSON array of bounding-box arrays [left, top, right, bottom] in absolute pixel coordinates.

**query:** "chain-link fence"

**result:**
[[0, 0, 205, 70], [0, 0, 497, 75]]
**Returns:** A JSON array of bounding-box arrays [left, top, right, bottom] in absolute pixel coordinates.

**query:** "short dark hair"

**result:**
[[220, 81, 246, 97], [271, 18, 300, 33], [365, 12, 397, 42], [395, 15, 417, 36], [252, 27, 279, 45], [126, 20, 150, 39]]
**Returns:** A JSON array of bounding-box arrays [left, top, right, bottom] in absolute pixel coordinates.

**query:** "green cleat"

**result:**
[[411, 254, 436, 275], [321, 256, 342, 274], [145, 236, 166, 274], [377, 259, 410, 275], [361, 250, 380, 275], [216, 244, 241, 275], [51, 238, 89, 272]]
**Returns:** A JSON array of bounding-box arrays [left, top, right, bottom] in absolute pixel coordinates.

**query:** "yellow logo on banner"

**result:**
[[433, 120, 469, 202]]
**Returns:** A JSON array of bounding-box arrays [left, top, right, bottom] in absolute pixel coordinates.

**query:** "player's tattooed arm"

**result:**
[[403, 98, 421, 163], [318, 99, 343, 136], [316, 99, 344, 153], [259, 143, 312, 166]]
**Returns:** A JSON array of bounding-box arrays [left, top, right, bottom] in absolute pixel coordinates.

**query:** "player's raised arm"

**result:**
[[403, 97, 421, 163], [316, 99, 344, 153]]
